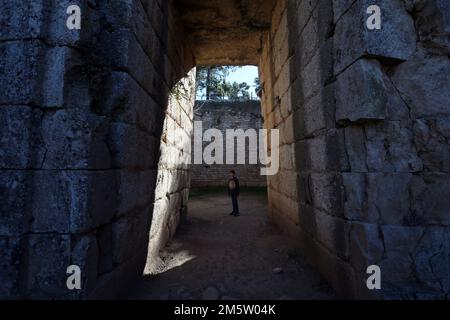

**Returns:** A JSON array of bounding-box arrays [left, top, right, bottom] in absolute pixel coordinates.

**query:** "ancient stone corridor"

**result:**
[[131, 190, 335, 300], [1, 0, 449, 300]]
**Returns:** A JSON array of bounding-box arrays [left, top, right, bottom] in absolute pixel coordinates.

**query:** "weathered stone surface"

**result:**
[[336, 59, 387, 124], [334, 0, 416, 73], [344, 121, 423, 173], [344, 125, 368, 172], [296, 1, 333, 71], [0, 40, 76, 107], [71, 234, 98, 297], [112, 209, 153, 265], [411, 0, 450, 53], [0, 106, 43, 169], [349, 222, 384, 272], [0, 0, 106, 47], [41, 110, 111, 169], [25, 234, 71, 298], [116, 169, 156, 217], [0, 171, 29, 236], [410, 174, 450, 226], [364, 121, 423, 172], [294, 84, 335, 140], [295, 130, 347, 172], [0, 236, 22, 298], [30, 171, 117, 234], [300, 39, 334, 103], [299, 204, 350, 259], [109, 123, 158, 169], [413, 118, 450, 172], [383, 74, 411, 121], [333, 0, 356, 22], [306, 173, 344, 216], [101, 72, 164, 136], [391, 53, 450, 118], [413, 227, 450, 292], [343, 173, 412, 224]]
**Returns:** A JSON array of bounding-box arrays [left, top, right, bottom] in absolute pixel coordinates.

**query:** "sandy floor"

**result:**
[[130, 190, 335, 300]]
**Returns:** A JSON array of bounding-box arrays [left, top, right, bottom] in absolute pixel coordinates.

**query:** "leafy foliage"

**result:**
[[196, 66, 255, 101]]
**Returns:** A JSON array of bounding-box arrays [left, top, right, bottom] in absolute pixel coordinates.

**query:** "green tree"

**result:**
[[227, 81, 250, 100], [196, 66, 237, 100], [253, 77, 262, 97], [196, 66, 258, 101]]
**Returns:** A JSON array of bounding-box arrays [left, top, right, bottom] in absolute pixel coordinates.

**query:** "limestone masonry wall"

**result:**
[[260, 0, 450, 298], [191, 100, 267, 188], [0, 0, 194, 298]]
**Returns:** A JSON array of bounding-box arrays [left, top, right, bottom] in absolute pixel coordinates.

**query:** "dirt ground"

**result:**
[[130, 189, 335, 300]]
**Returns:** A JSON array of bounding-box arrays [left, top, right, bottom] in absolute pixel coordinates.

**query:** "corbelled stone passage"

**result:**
[[0, 0, 449, 299], [191, 100, 267, 188]]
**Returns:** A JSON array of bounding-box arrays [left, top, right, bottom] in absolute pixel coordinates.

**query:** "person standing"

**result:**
[[228, 170, 240, 216]]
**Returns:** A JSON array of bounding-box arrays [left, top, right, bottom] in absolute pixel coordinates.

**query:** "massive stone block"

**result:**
[[30, 170, 118, 234], [411, 0, 450, 53], [24, 234, 71, 298], [349, 222, 384, 272], [41, 110, 111, 170], [109, 123, 158, 170], [410, 174, 450, 226], [112, 208, 153, 265], [0, 106, 43, 169], [0, 40, 78, 107], [342, 173, 412, 224], [334, 0, 416, 73], [116, 169, 156, 217], [0, 171, 29, 236], [0, 236, 22, 298], [391, 53, 450, 118], [413, 117, 450, 172], [335, 59, 387, 124]]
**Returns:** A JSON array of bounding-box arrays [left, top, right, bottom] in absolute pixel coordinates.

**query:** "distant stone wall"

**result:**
[[191, 101, 267, 188]]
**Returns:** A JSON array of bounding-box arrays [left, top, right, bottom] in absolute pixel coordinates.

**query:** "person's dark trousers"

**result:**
[[231, 192, 240, 216]]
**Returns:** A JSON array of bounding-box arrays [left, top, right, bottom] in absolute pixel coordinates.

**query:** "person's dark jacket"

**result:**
[[228, 176, 240, 196]]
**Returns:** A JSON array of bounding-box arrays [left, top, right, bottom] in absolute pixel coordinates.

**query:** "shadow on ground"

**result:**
[[129, 189, 335, 300]]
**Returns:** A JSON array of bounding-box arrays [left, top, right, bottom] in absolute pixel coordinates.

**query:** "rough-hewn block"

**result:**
[[334, 0, 416, 73], [298, 204, 350, 259], [349, 222, 384, 272], [40, 110, 111, 170], [30, 171, 117, 234], [342, 173, 412, 224], [100, 72, 164, 136], [25, 234, 71, 298], [335, 59, 387, 124], [0, 106, 43, 169], [0, 236, 22, 298], [410, 173, 450, 226], [0, 40, 76, 107], [109, 123, 158, 169], [391, 54, 450, 118], [116, 169, 156, 216], [112, 209, 153, 265]]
